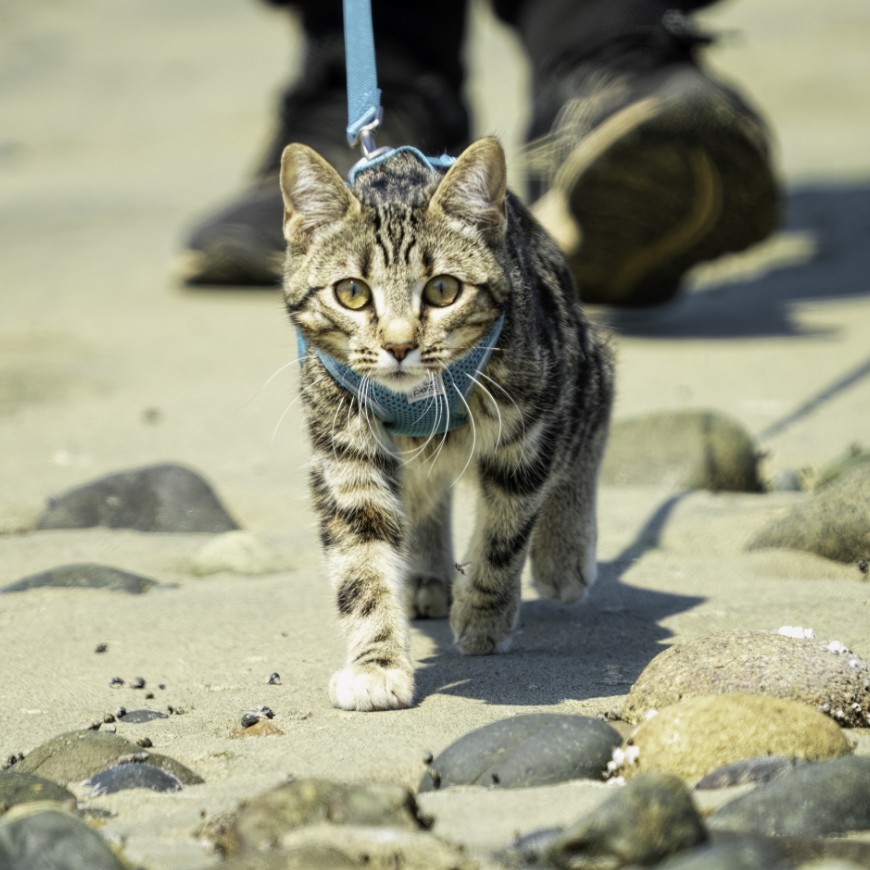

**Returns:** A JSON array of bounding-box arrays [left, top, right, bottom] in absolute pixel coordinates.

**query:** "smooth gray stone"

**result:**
[[655, 834, 790, 870], [419, 714, 622, 792], [85, 761, 183, 796], [1, 562, 158, 595], [36, 462, 239, 533], [695, 756, 806, 789], [709, 755, 870, 837], [545, 772, 707, 869]]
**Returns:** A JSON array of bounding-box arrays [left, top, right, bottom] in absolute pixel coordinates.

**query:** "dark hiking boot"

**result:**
[[178, 38, 469, 287], [525, 12, 781, 306]]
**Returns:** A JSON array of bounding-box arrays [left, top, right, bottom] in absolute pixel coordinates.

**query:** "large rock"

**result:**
[[619, 694, 851, 783], [623, 632, 870, 728], [545, 773, 707, 869], [747, 464, 870, 563], [709, 755, 870, 838], [0, 770, 76, 812], [1, 563, 158, 595], [600, 410, 762, 492], [419, 714, 622, 792], [36, 463, 239, 533]]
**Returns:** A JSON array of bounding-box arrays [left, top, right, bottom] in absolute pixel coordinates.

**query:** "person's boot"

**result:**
[[525, 12, 781, 306], [178, 37, 469, 287]]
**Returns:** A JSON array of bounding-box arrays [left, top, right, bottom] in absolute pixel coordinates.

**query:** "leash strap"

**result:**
[[343, 0, 382, 149]]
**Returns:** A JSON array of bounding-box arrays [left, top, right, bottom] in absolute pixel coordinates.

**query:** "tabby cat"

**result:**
[[279, 137, 614, 711]]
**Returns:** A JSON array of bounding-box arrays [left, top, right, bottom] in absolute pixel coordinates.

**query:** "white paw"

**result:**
[[329, 665, 415, 712]]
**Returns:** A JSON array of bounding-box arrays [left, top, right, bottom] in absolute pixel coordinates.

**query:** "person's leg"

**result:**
[[179, 0, 470, 287], [496, 0, 781, 306]]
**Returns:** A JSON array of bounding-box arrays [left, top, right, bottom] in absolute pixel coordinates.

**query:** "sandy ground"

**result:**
[[1, 0, 869, 866]]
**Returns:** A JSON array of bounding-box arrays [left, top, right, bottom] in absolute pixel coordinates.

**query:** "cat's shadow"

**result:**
[[413, 493, 701, 708]]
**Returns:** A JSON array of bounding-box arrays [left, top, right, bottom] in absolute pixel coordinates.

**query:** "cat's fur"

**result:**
[[279, 137, 614, 711]]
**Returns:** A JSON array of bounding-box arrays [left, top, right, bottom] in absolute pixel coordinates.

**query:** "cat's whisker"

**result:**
[[271, 390, 304, 443], [465, 373, 503, 448], [479, 371, 526, 441], [445, 370, 478, 488], [329, 396, 348, 460]]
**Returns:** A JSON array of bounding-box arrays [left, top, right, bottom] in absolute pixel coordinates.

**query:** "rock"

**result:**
[[747, 464, 870, 563], [220, 779, 430, 858], [623, 632, 870, 728], [618, 694, 851, 783], [655, 834, 791, 870], [600, 410, 762, 492], [220, 824, 487, 870], [815, 444, 870, 490], [15, 730, 202, 787], [190, 530, 292, 575], [694, 756, 806, 789], [0, 770, 76, 812], [545, 772, 707, 869], [36, 463, 239, 533], [1, 563, 158, 595], [709, 755, 870, 838], [84, 762, 183, 796], [115, 709, 168, 724], [0, 805, 127, 870], [419, 714, 622, 792]]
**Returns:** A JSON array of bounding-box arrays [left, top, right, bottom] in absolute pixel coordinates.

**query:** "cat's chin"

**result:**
[[372, 370, 429, 394]]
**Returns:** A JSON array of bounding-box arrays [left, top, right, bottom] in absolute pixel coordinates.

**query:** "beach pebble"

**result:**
[[14, 729, 202, 787], [618, 694, 851, 783], [0, 770, 75, 812], [419, 714, 622, 792], [747, 464, 870, 563], [545, 772, 707, 868], [36, 463, 239, 533], [1, 562, 158, 595], [220, 824, 486, 870], [623, 632, 870, 727], [0, 806, 126, 870], [116, 709, 168, 724], [190, 530, 293, 576], [600, 410, 762, 492], [220, 779, 430, 858], [84, 761, 183, 796], [709, 755, 870, 838]]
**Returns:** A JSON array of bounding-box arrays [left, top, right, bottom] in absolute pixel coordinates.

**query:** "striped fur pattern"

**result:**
[[280, 138, 614, 711]]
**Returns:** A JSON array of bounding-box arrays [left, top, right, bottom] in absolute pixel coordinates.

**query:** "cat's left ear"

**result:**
[[429, 137, 507, 245], [279, 143, 359, 244]]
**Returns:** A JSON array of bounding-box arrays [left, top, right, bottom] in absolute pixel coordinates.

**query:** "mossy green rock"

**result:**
[[623, 632, 870, 728], [419, 714, 622, 792], [709, 755, 870, 837], [546, 773, 707, 868], [0, 770, 76, 811], [222, 779, 429, 858], [622, 694, 851, 783], [748, 464, 870, 563], [600, 410, 762, 492]]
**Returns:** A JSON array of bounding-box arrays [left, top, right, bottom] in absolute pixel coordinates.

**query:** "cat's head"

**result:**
[[279, 138, 508, 394]]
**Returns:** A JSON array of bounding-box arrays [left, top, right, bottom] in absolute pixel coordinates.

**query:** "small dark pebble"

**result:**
[[422, 751, 434, 765], [158, 684, 166, 690], [103, 714, 115, 724], [85, 761, 183, 796], [136, 738, 153, 749], [3, 753, 25, 770], [95, 643, 108, 654], [695, 756, 805, 790], [109, 677, 124, 688], [268, 672, 281, 685], [145, 692, 154, 699], [115, 707, 127, 718], [240, 713, 260, 729], [130, 677, 146, 690], [88, 722, 102, 731]]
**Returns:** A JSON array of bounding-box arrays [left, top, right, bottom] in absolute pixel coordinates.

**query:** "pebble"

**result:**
[[85, 761, 184, 796], [748, 464, 870, 563], [35, 462, 239, 533], [600, 410, 762, 492], [218, 779, 430, 858], [419, 714, 622, 792], [1, 562, 158, 595], [0, 805, 127, 870], [616, 694, 852, 783], [708, 755, 870, 837], [544, 772, 707, 868], [190, 530, 293, 575], [622, 631, 870, 727]]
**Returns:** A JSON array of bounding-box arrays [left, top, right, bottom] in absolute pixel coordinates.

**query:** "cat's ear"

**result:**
[[429, 137, 507, 244], [279, 143, 358, 243]]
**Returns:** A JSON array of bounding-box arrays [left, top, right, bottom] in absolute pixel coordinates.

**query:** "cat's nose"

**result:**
[[383, 341, 417, 362]]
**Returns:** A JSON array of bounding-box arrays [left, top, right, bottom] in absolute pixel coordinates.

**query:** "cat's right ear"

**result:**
[[279, 144, 358, 245]]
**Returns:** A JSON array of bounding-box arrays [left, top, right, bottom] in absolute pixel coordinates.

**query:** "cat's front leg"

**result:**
[[450, 455, 543, 654], [310, 455, 414, 711]]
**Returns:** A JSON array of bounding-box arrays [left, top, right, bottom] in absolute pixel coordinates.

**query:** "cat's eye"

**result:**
[[334, 278, 372, 311], [423, 275, 462, 308]]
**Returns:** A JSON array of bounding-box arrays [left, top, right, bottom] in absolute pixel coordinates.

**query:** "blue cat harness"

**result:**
[[293, 3, 505, 439]]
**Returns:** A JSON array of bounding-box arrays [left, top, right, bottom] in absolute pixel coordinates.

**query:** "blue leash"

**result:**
[[295, 0, 503, 438]]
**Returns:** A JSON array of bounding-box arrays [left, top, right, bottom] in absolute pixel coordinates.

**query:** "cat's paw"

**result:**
[[533, 557, 597, 604], [329, 665, 415, 711], [409, 574, 452, 619], [450, 597, 516, 655]]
